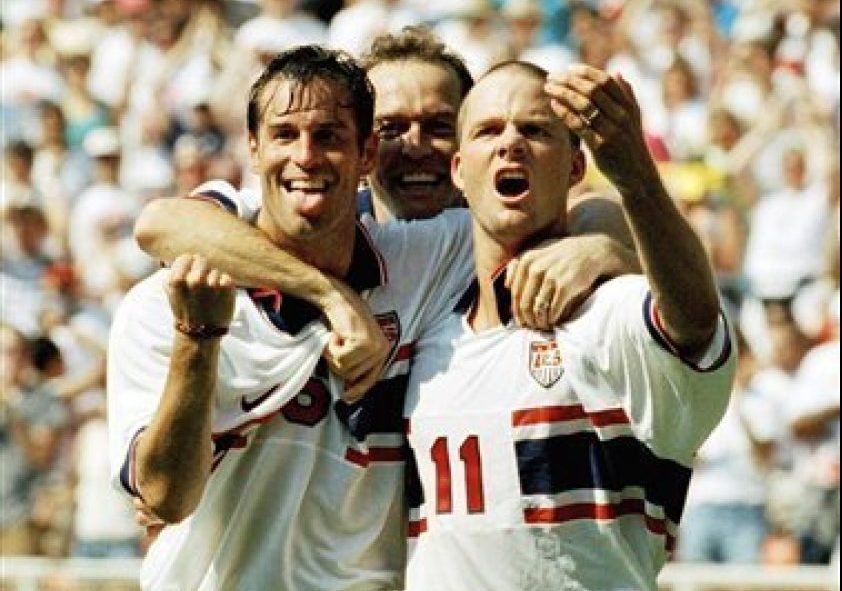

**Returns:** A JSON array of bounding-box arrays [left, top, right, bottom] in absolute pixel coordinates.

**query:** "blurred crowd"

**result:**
[[1, 0, 839, 571]]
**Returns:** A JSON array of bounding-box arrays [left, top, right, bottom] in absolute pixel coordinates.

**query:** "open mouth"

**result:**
[[494, 170, 530, 198]]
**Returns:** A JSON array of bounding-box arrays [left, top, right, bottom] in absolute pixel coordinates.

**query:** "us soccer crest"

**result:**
[[375, 311, 402, 364], [529, 340, 563, 388]]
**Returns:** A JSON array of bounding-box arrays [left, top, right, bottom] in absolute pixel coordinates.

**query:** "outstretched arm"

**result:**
[[546, 64, 720, 357], [134, 197, 388, 400]]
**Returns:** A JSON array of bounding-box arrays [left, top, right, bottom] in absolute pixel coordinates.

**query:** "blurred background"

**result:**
[[0, 0, 839, 589]]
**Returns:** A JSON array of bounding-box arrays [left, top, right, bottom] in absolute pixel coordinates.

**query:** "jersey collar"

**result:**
[[453, 262, 513, 324], [248, 220, 387, 335]]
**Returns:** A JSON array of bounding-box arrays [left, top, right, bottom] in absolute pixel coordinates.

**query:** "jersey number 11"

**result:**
[[430, 435, 485, 514]]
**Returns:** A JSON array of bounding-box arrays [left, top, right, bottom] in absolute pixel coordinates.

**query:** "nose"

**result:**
[[497, 125, 526, 161], [401, 122, 432, 158], [292, 134, 322, 169]]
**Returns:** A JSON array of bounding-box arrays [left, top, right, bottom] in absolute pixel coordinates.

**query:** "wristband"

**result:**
[[174, 319, 229, 340]]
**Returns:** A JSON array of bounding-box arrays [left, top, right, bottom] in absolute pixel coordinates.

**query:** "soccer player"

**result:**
[[402, 62, 737, 590], [108, 46, 478, 591]]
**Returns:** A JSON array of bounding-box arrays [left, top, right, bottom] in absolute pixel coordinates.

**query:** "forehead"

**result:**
[[257, 77, 355, 126], [368, 60, 462, 116], [462, 70, 556, 128]]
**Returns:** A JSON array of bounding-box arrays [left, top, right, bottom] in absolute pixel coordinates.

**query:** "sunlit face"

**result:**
[[368, 60, 463, 220], [453, 68, 584, 250], [249, 77, 376, 246]]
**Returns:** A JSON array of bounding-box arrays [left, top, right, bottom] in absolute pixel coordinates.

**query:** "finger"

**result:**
[[206, 268, 221, 288], [547, 283, 569, 326], [504, 259, 517, 290], [517, 271, 544, 329], [185, 254, 209, 287], [547, 97, 602, 146], [342, 364, 382, 403], [565, 63, 628, 108], [547, 75, 626, 126], [533, 285, 557, 331], [168, 254, 193, 285], [218, 272, 234, 288]]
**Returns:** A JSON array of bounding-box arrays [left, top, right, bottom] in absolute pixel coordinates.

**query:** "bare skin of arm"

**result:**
[[547, 65, 720, 356], [133, 254, 234, 523], [135, 198, 388, 401]]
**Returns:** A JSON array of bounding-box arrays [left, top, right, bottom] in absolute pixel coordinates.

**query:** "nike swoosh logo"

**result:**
[[240, 388, 275, 413]]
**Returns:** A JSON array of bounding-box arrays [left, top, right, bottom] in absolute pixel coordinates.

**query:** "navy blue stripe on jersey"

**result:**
[[119, 428, 146, 498], [405, 443, 424, 510], [334, 373, 409, 440], [515, 431, 691, 525], [356, 187, 375, 217], [453, 267, 511, 322], [642, 292, 732, 373], [189, 190, 239, 215], [347, 222, 387, 291]]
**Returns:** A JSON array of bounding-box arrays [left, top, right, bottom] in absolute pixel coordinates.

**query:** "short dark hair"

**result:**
[[247, 45, 375, 150], [459, 60, 581, 148], [361, 26, 474, 100]]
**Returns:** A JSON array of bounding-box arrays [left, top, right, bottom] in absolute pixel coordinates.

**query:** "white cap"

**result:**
[[83, 127, 121, 158]]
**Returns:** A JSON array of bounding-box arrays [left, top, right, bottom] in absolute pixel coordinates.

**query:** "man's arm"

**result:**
[[506, 193, 640, 329], [547, 65, 720, 357], [132, 254, 234, 523], [135, 196, 388, 401]]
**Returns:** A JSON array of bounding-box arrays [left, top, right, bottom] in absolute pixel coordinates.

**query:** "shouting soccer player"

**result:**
[[402, 62, 736, 590]]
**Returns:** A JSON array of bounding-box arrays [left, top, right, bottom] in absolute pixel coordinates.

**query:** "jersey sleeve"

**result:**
[[106, 271, 177, 498], [188, 180, 261, 222], [566, 275, 736, 465]]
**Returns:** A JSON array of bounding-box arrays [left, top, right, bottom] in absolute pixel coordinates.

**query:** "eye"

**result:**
[[271, 126, 297, 142], [375, 120, 409, 141], [314, 128, 341, 145], [472, 123, 501, 139], [521, 124, 551, 139], [422, 119, 456, 140]]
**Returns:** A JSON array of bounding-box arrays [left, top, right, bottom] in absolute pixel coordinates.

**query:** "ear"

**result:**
[[359, 133, 379, 176], [568, 148, 586, 186], [451, 151, 465, 193], [247, 133, 260, 172]]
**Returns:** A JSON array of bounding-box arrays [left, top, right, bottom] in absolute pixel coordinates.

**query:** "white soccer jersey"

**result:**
[[107, 182, 473, 591], [404, 274, 736, 591]]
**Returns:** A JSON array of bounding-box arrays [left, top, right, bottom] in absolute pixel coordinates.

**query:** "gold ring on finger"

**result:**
[[583, 105, 600, 127]]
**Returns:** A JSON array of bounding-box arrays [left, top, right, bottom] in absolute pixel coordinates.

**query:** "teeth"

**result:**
[[287, 179, 328, 191], [401, 173, 438, 184], [499, 171, 526, 181]]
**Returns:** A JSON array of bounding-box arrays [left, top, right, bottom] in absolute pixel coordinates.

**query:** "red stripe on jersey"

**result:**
[[393, 342, 416, 363], [408, 518, 428, 538], [588, 408, 631, 427], [512, 405, 587, 426], [524, 500, 672, 548], [512, 404, 629, 427], [344, 446, 405, 467]]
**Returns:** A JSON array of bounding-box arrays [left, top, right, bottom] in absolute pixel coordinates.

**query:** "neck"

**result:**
[[257, 213, 357, 280]]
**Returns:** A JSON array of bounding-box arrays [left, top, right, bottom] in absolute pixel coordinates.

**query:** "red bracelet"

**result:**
[[174, 319, 229, 340]]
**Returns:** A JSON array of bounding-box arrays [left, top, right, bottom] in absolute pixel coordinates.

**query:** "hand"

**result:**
[[506, 235, 639, 330], [166, 254, 235, 332], [545, 64, 656, 193], [320, 278, 389, 403], [133, 496, 165, 544]]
